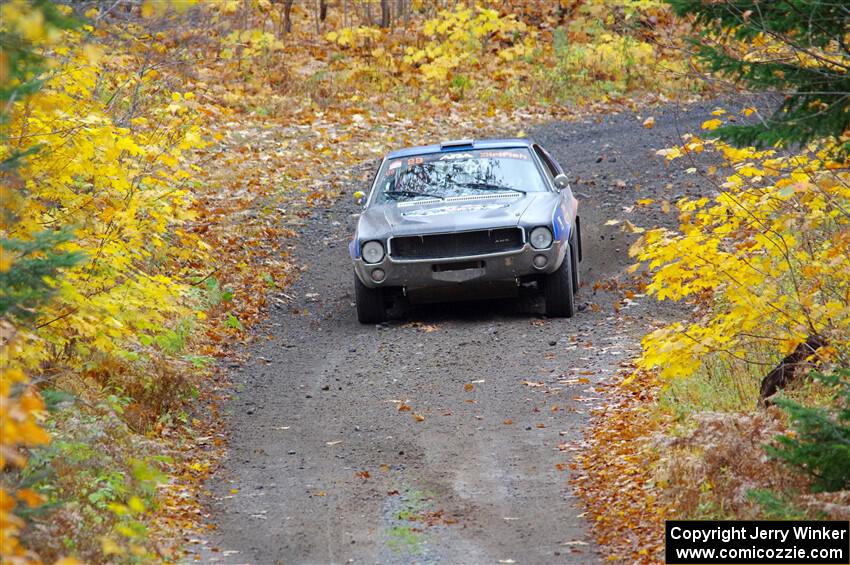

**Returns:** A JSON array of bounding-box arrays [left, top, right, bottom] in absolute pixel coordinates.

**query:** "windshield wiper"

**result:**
[[460, 182, 526, 195], [385, 189, 445, 201]]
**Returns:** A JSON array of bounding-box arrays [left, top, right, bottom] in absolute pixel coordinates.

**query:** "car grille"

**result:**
[[390, 228, 524, 260]]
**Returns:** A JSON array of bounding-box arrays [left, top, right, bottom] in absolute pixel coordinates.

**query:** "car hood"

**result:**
[[367, 193, 546, 237]]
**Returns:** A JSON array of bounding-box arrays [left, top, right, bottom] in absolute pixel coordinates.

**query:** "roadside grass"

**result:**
[[657, 354, 764, 426]]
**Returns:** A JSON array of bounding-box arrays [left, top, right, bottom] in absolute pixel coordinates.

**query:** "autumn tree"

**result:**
[[0, 3, 82, 561], [669, 0, 850, 151], [1, 1, 82, 322]]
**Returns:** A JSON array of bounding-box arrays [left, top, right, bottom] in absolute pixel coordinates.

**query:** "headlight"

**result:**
[[529, 227, 553, 249], [361, 241, 385, 264]]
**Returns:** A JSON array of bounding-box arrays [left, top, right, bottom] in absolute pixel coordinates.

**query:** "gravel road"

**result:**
[[199, 101, 731, 564]]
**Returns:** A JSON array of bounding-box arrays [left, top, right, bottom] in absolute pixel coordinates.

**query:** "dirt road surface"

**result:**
[[199, 101, 726, 564]]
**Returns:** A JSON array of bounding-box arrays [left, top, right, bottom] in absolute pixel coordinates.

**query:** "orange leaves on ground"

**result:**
[[573, 370, 670, 563]]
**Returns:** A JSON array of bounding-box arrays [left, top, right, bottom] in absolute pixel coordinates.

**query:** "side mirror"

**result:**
[[353, 191, 366, 205], [554, 173, 570, 190]]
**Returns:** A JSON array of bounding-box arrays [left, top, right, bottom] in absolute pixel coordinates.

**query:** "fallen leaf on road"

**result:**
[[414, 414, 425, 422], [621, 220, 645, 234], [503, 419, 513, 425], [403, 321, 440, 332], [464, 383, 474, 392], [642, 116, 655, 129], [398, 403, 412, 412], [522, 380, 545, 388]]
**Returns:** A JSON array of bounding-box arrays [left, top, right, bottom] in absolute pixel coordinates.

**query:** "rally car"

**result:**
[[349, 138, 581, 323]]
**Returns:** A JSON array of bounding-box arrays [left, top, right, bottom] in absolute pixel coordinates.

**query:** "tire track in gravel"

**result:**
[[198, 100, 737, 564]]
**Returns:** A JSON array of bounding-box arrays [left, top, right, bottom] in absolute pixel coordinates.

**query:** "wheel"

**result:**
[[569, 226, 581, 294], [544, 245, 575, 318], [354, 275, 386, 324]]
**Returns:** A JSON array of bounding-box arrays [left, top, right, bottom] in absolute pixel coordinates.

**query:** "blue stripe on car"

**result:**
[[552, 206, 566, 241]]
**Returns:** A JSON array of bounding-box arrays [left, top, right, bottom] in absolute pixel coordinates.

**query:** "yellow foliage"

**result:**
[[633, 138, 850, 379], [4, 28, 206, 373], [400, 5, 536, 83], [326, 26, 382, 49], [1, 4, 205, 561]]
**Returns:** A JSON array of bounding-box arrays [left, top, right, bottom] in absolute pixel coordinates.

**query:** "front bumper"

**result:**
[[353, 241, 566, 289]]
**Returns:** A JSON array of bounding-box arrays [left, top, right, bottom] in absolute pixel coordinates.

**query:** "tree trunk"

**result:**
[[758, 335, 825, 406], [319, 0, 328, 21], [283, 0, 293, 33], [380, 0, 391, 28], [365, 0, 373, 25]]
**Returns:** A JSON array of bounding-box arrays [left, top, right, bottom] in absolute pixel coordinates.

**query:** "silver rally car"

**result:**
[[349, 138, 581, 323]]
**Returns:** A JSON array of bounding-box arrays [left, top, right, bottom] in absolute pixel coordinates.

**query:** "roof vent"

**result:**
[[440, 139, 474, 149]]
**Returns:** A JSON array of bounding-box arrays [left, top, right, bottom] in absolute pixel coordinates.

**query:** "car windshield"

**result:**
[[372, 148, 548, 204]]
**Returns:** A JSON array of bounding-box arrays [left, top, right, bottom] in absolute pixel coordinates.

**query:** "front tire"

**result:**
[[355, 275, 386, 324], [544, 245, 575, 318]]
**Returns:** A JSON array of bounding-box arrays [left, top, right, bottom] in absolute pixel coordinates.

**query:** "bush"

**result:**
[[768, 369, 850, 493]]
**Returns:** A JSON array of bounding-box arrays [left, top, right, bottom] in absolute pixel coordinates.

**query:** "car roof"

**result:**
[[385, 138, 535, 159]]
